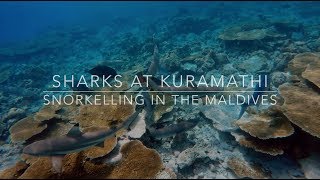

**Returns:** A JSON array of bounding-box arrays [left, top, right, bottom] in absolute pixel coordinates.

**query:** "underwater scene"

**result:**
[[0, 1, 320, 179]]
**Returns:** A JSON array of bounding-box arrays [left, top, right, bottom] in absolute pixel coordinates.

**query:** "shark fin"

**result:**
[[67, 124, 82, 137], [238, 104, 248, 120], [95, 142, 105, 148], [51, 155, 64, 174]]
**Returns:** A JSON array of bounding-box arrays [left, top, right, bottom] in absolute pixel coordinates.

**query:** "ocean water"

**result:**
[[0, 1, 320, 179]]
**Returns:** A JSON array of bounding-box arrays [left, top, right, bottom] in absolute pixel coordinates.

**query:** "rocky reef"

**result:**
[[1, 2, 320, 179]]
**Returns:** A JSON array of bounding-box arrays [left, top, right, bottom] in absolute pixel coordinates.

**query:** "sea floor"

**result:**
[[0, 2, 320, 179]]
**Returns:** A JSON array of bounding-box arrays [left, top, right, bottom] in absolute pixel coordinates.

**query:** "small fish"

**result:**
[[237, 72, 269, 120], [88, 65, 117, 78], [23, 107, 142, 173]]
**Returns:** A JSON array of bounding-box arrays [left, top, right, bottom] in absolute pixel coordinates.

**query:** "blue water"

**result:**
[[0, 1, 209, 45], [1, 1, 318, 46]]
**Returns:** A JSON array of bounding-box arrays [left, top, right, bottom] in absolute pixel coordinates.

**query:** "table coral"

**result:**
[[0, 161, 28, 179], [279, 83, 320, 138], [288, 52, 320, 76], [75, 102, 134, 131], [235, 106, 294, 140], [302, 64, 320, 88], [33, 105, 61, 122], [227, 157, 271, 179], [107, 140, 163, 178], [83, 137, 118, 159], [0, 140, 164, 179], [9, 116, 47, 143], [231, 131, 285, 156]]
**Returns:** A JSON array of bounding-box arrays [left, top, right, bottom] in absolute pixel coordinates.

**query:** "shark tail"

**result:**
[[51, 155, 64, 174]]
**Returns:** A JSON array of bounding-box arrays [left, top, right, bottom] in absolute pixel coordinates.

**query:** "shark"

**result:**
[[149, 118, 200, 139], [237, 72, 270, 120], [147, 41, 160, 76], [23, 105, 143, 173]]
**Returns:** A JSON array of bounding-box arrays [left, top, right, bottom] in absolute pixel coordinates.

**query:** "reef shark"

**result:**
[[149, 118, 200, 139], [23, 106, 143, 173], [237, 72, 270, 120], [147, 41, 160, 76]]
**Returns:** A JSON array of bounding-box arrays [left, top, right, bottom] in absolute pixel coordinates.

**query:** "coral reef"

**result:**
[[75, 102, 135, 131], [0, 140, 164, 179], [227, 157, 271, 179], [235, 106, 294, 139], [231, 131, 285, 156], [83, 137, 118, 160], [218, 21, 285, 41], [0, 161, 28, 179], [9, 116, 48, 143], [302, 64, 320, 88], [1, 2, 320, 179], [288, 52, 320, 77], [279, 83, 320, 138]]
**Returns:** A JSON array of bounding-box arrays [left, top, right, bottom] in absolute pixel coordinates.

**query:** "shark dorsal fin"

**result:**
[[95, 142, 105, 148], [67, 124, 82, 137]]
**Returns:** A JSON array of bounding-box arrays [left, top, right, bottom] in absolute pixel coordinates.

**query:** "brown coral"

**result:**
[[107, 140, 163, 178], [75, 102, 134, 132], [302, 64, 320, 88], [288, 52, 320, 76], [18, 157, 56, 179], [9, 116, 47, 143], [279, 83, 320, 138], [235, 106, 294, 140], [9, 105, 77, 143], [227, 157, 271, 179], [83, 137, 118, 159], [0, 161, 29, 179], [231, 131, 285, 156], [33, 104, 62, 122], [1, 140, 163, 179]]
